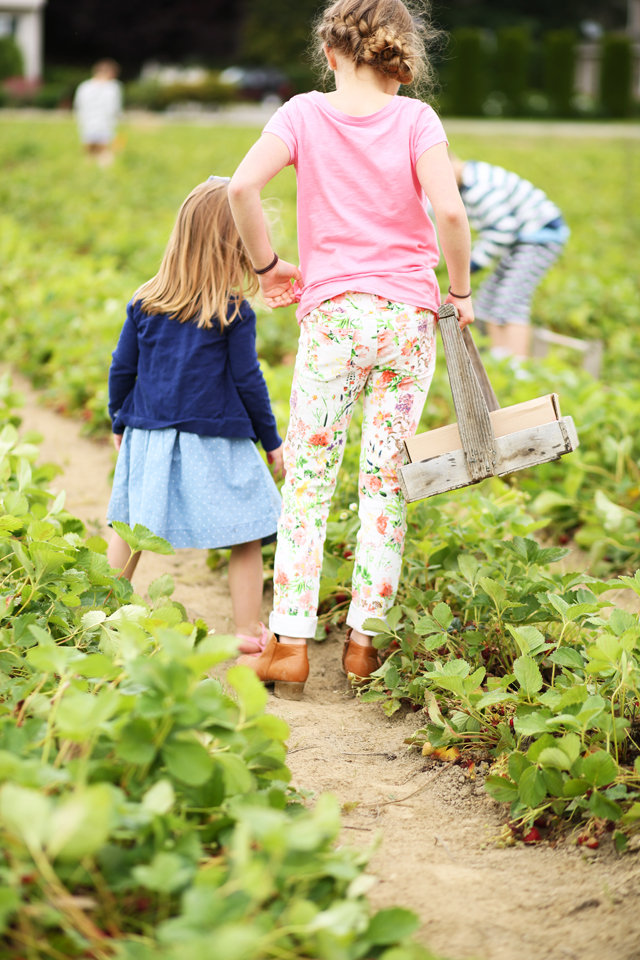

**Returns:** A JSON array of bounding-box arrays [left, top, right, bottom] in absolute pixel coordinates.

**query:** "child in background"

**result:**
[[229, 0, 473, 699], [73, 59, 123, 166], [449, 153, 570, 359], [107, 178, 284, 655]]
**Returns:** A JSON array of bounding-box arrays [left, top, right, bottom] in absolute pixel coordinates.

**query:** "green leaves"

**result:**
[[0, 783, 114, 861], [616, 570, 640, 598], [110, 521, 175, 556], [478, 577, 507, 608], [227, 665, 268, 719], [366, 908, 420, 945], [501, 536, 569, 569], [116, 718, 157, 765], [582, 750, 618, 788], [148, 573, 175, 602], [518, 766, 547, 808], [47, 784, 115, 861], [132, 852, 195, 893], [0, 783, 50, 850], [162, 739, 214, 786], [415, 602, 453, 637], [216, 753, 255, 795], [142, 780, 175, 816], [457, 553, 479, 587], [536, 748, 572, 771], [549, 647, 584, 670], [588, 791, 622, 821], [513, 655, 543, 696], [484, 775, 519, 803], [508, 625, 547, 657]]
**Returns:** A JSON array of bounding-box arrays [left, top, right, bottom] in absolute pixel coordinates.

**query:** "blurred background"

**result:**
[[0, 0, 639, 117]]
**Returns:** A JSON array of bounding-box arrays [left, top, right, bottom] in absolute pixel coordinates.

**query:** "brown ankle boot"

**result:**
[[237, 633, 309, 700], [342, 630, 380, 681]]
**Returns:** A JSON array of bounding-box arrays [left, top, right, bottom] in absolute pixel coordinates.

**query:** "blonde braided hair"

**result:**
[[315, 0, 438, 91]]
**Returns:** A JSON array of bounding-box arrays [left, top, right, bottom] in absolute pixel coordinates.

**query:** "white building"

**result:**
[[0, 0, 47, 81]]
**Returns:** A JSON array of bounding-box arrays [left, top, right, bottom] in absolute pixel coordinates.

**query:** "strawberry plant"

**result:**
[[359, 520, 640, 844], [0, 391, 434, 960]]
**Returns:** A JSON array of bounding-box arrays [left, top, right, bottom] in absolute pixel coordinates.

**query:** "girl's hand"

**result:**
[[113, 433, 123, 452], [259, 259, 302, 309], [444, 293, 475, 330], [267, 444, 285, 480]]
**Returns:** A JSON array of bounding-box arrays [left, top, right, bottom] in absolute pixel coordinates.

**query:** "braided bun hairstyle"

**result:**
[[316, 0, 437, 90]]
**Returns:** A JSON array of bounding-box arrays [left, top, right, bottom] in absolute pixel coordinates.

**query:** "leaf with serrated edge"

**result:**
[[513, 655, 543, 695]]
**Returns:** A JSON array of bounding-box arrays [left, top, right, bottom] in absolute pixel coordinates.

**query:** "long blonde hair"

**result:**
[[134, 180, 258, 330], [315, 0, 440, 95]]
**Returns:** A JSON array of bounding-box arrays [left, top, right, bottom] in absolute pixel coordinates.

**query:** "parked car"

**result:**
[[219, 66, 293, 103]]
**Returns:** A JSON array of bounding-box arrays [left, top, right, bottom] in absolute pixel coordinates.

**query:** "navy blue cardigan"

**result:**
[[108, 298, 282, 452]]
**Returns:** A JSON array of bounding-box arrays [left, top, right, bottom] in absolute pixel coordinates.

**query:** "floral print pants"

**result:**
[[270, 292, 436, 639]]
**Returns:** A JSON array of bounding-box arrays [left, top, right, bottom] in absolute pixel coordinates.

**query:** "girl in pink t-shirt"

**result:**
[[229, 0, 474, 699]]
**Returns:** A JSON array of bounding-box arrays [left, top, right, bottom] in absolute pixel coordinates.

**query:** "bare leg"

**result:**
[[107, 531, 141, 581], [487, 322, 530, 359], [96, 144, 114, 168], [228, 539, 264, 642], [279, 635, 307, 646], [348, 628, 374, 648]]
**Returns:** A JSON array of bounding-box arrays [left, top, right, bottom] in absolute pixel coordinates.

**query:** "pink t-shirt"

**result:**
[[263, 90, 448, 320]]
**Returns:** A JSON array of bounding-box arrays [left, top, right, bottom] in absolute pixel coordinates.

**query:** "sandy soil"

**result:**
[[14, 375, 640, 960]]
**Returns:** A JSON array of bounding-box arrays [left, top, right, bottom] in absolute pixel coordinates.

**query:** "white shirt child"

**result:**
[[74, 78, 123, 145]]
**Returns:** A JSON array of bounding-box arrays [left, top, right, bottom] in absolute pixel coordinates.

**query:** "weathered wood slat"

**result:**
[[398, 416, 579, 503], [462, 325, 500, 412], [438, 304, 496, 481]]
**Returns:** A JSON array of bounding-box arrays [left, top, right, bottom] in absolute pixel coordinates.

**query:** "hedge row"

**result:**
[[445, 29, 637, 118]]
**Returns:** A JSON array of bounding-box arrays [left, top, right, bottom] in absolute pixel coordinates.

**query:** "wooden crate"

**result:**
[[397, 304, 579, 504]]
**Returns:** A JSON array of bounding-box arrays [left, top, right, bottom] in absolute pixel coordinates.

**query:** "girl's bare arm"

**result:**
[[229, 134, 302, 309], [416, 142, 474, 328]]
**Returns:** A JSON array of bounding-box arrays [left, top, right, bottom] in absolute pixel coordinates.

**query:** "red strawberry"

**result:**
[[523, 827, 541, 844]]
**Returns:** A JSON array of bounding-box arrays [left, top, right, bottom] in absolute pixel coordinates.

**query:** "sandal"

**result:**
[[236, 621, 270, 656]]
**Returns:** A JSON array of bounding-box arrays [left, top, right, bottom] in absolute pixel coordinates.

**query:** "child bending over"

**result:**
[[449, 153, 570, 359]]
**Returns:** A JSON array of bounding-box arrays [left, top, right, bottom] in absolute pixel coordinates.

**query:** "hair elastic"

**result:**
[[255, 252, 279, 275], [448, 286, 472, 298], [207, 175, 231, 183]]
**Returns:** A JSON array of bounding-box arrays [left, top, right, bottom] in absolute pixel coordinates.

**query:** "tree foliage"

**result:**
[[600, 34, 633, 118], [0, 38, 23, 80]]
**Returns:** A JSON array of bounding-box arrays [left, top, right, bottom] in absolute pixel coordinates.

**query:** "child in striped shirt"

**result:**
[[450, 154, 570, 359]]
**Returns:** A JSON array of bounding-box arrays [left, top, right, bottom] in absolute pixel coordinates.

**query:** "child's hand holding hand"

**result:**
[[267, 444, 285, 480], [260, 259, 302, 309], [113, 434, 123, 452]]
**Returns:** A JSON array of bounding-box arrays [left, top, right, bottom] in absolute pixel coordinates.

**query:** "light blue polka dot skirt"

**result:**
[[107, 428, 282, 549]]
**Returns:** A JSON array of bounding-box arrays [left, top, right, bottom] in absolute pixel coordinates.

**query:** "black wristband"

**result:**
[[255, 252, 279, 275], [448, 285, 472, 298]]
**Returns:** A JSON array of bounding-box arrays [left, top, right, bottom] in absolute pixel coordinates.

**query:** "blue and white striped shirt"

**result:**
[[460, 161, 567, 269]]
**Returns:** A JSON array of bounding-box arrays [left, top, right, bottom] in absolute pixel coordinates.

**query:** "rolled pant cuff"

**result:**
[[269, 612, 318, 640], [346, 603, 385, 636]]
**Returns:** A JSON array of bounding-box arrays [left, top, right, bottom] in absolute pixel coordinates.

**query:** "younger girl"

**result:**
[[107, 178, 284, 654], [229, 0, 474, 699]]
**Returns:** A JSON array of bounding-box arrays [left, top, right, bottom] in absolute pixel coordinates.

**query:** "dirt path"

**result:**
[[15, 375, 640, 960]]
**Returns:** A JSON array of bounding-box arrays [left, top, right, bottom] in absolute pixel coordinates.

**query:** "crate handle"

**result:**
[[438, 303, 497, 482]]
